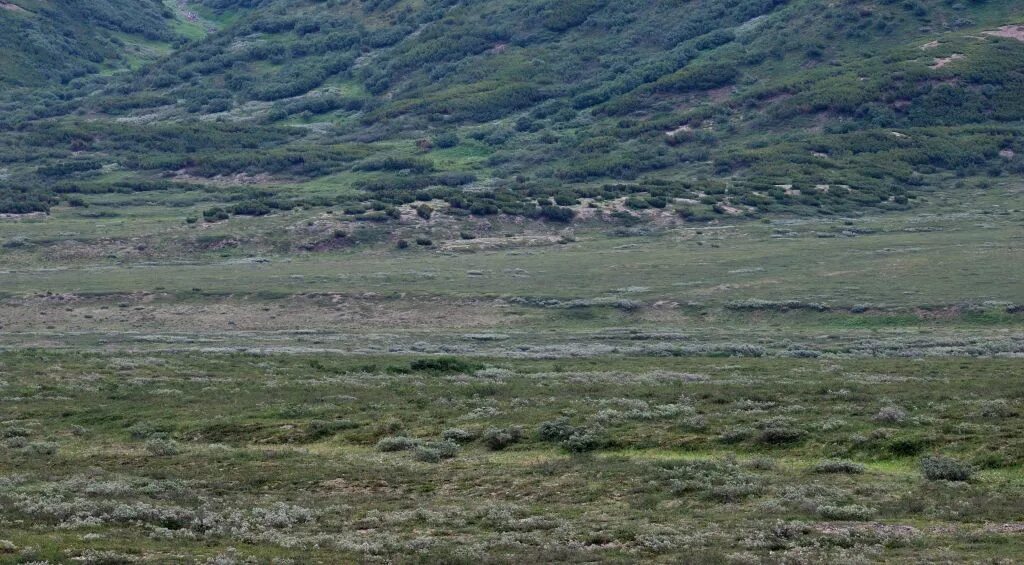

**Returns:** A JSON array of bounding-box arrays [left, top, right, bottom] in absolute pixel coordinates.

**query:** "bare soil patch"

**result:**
[[984, 25, 1024, 41], [0, 2, 27, 13], [440, 235, 560, 252], [930, 54, 964, 69]]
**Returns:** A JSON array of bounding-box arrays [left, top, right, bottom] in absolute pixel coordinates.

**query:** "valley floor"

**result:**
[[0, 186, 1021, 562], [0, 354, 1022, 562]]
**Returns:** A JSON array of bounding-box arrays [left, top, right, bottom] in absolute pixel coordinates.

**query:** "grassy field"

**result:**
[[1, 353, 1022, 562], [0, 183, 1019, 358]]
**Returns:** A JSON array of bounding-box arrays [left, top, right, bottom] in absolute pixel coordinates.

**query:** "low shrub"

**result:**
[[3, 437, 28, 449], [413, 441, 459, 463], [921, 455, 974, 482], [747, 457, 776, 471], [27, 441, 59, 456], [482, 426, 524, 451], [757, 426, 805, 446], [814, 459, 865, 474], [561, 429, 606, 453], [1, 427, 31, 438], [718, 427, 753, 444], [410, 357, 481, 374], [537, 418, 576, 442], [375, 436, 420, 452], [873, 406, 908, 425], [888, 435, 934, 457], [145, 439, 180, 456], [305, 419, 358, 441], [817, 504, 876, 521], [129, 422, 163, 440], [441, 428, 477, 444], [978, 399, 1016, 419]]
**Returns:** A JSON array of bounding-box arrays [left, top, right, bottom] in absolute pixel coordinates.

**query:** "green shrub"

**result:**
[[1, 427, 31, 438], [888, 435, 933, 457], [816, 504, 876, 521], [757, 426, 805, 446], [202, 207, 229, 222], [920, 455, 974, 482], [482, 426, 524, 451], [305, 419, 358, 441], [537, 418, 576, 442], [441, 428, 477, 444], [27, 442, 59, 456], [145, 438, 180, 456], [561, 429, 605, 453], [432, 131, 459, 148], [814, 459, 865, 474], [4, 437, 28, 449], [410, 357, 481, 374], [718, 427, 753, 444], [375, 436, 420, 452], [413, 441, 459, 463], [873, 406, 908, 424]]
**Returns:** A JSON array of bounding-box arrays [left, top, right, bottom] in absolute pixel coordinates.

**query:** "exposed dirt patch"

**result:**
[[0, 2, 28, 13], [930, 54, 964, 69], [0, 212, 46, 220], [984, 25, 1024, 41], [920, 40, 940, 50], [172, 171, 278, 186], [999, 148, 1015, 160], [707, 85, 732, 102], [665, 124, 692, 137], [440, 235, 561, 252]]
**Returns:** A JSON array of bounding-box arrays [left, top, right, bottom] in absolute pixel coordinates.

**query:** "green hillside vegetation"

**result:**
[[0, 0, 196, 87], [1, 0, 1022, 222]]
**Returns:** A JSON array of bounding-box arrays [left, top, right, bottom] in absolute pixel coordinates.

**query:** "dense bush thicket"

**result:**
[[0, 0, 177, 86]]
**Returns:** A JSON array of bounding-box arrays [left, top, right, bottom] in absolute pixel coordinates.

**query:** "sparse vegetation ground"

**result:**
[[0, 353, 1022, 562]]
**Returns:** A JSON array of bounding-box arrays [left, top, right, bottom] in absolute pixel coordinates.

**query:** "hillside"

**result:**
[[0, 0, 211, 87], [1, 0, 1022, 224], [1, 0, 1023, 247]]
